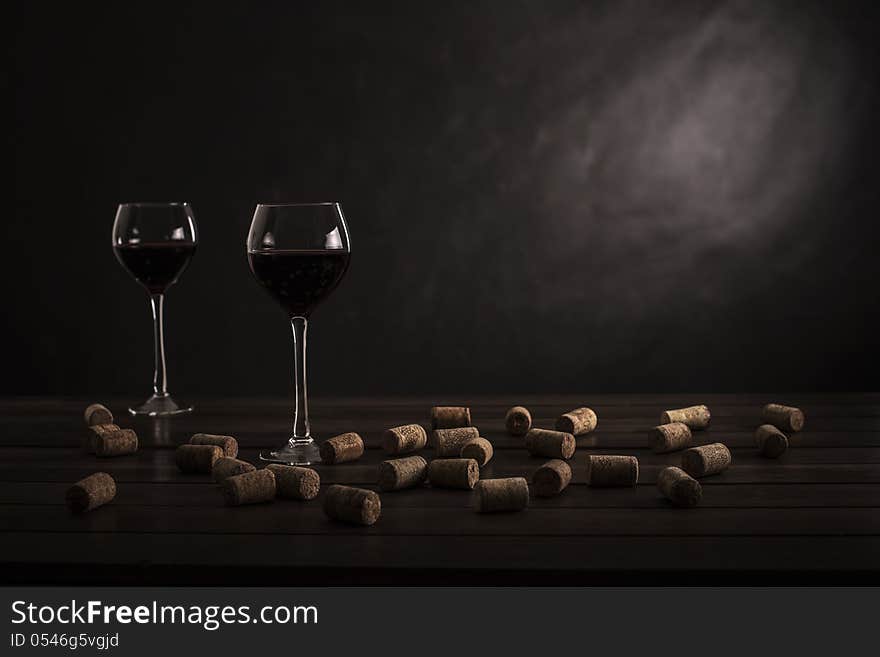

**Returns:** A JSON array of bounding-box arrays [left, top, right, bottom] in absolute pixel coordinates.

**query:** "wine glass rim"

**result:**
[[256, 202, 340, 208], [118, 201, 191, 208]]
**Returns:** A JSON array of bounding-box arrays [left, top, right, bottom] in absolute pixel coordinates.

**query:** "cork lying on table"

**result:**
[[652, 422, 693, 453], [657, 466, 702, 508], [212, 457, 256, 483], [755, 424, 789, 459], [504, 406, 532, 437], [430, 406, 472, 430], [532, 459, 572, 497], [66, 472, 116, 514], [267, 464, 321, 500], [176, 444, 223, 473], [660, 405, 711, 430], [433, 427, 479, 457], [525, 428, 576, 459], [428, 458, 480, 489], [556, 407, 598, 436], [191, 433, 238, 459], [460, 437, 493, 467], [377, 455, 428, 491], [220, 469, 276, 506], [474, 478, 529, 513], [382, 424, 427, 455], [762, 403, 805, 433], [83, 403, 113, 427], [95, 429, 138, 457], [681, 443, 731, 477], [320, 432, 364, 464], [84, 423, 121, 453], [585, 455, 639, 487], [323, 485, 381, 526]]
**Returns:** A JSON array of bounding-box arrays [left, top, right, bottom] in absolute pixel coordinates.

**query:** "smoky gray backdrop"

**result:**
[[9, 0, 880, 396]]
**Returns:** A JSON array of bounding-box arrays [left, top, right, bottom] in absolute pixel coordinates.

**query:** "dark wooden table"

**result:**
[[1, 395, 878, 585]]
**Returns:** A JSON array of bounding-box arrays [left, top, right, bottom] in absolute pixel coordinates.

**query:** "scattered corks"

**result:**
[[428, 458, 480, 489], [176, 444, 223, 473], [652, 422, 693, 454], [474, 478, 529, 513], [83, 403, 113, 427], [319, 432, 364, 464], [755, 424, 789, 459], [681, 443, 731, 478], [657, 466, 702, 508], [220, 469, 276, 506], [191, 433, 238, 459], [267, 464, 320, 500], [762, 404, 805, 433], [505, 406, 532, 437], [378, 456, 428, 491], [66, 472, 116, 514], [585, 455, 639, 487], [525, 428, 575, 459], [532, 459, 572, 497], [382, 424, 427, 455], [431, 406, 472, 430], [460, 437, 493, 467], [660, 405, 711, 430], [323, 485, 381, 526], [212, 457, 256, 483], [434, 427, 480, 457], [95, 429, 138, 458], [556, 407, 598, 436]]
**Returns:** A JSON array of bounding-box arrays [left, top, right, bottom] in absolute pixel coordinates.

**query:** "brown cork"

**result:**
[[755, 425, 788, 459], [190, 433, 238, 459], [532, 459, 572, 497], [433, 426, 480, 457], [267, 464, 320, 500], [220, 468, 276, 506], [586, 455, 639, 487], [428, 458, 480, 489], [319, 432, 364, 464], [460, 437, 494, 467], [652, 422, 693, 453], [83, 403, 113, 427], [95, 429, 138, 457], [504, 406, 532, 436], [525, 428, 576, 459], [84, 423, 121, 453], [323, 484, 381, 526], [430, 406, 472, 430], [762, 403, 805, 433], [474, 477, 529, 513], [556, 407, 598, 436], [176, 444, 223, 473], [682, 443, 731, 478], [657, 466, 702, 508], [377, 455, 428, 491], [212, 457, 256, 483], [66, 472, 116, 514], [382, 424, 427, 455], [660, 405, 711, 430]]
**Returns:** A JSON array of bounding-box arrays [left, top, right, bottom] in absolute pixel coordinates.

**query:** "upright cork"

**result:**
[[377, 455, 428, 491], [83, 403, 113, 427], [220, 469, 276, 506], [434, 426, 480, 457], [652, 422, 693, 453], [84, 423, 121, 453], [556, 407, 598, 436], [755, 425, 788, 459], [176, 444, 223, 474], [532, 459, 572, 497], [660, 405, 711, 430], [525, 428, 576, 459], [212, 457, 256, 483], [657, 466, 702, 508], [762, 404, 805, 433], [460, 437, 494, 467], [585, 455, 639, 487], [323, 485, 381, 526], [681, 443, 731, 478], [505, 406, 532, 437], [382, 424, 427, 455], [267, 464, 320, 500], [190, 433, 238, 459], [474, 478, 529, 513], [95, 429, 138, 457], [430, 406, 472, 430], [428, 458, 480, 489], [66, 472, 116, 514], [320, 432, 364, 464]]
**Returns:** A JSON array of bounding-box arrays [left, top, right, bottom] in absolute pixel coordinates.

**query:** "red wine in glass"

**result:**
[[247, 249, 350, 317], [114, 242, 197, 294]]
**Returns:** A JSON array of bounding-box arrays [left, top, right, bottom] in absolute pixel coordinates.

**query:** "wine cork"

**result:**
[[474, 478, 529, 513], [762, 403, 805, 433], [525, 428, 576, 459], [190, 433, 238, 458], [267, 464, 320, 500], [84, 423, 121, 453], [660, 405, 711, 430], [220, 469, 276, 506], [430, 406, 472, 430], [320, 432, 364, 464], [83, 403, 113, 427], [95, 429, 138, 457], [212, 457, 256, 483], [433, 426, 480, 457], [377, 455, 428, 491], [323, 485, 381, 526], [66, 472, 116, 514], [586, 455, 639, 487], [504, 406, 532, 436], [556, 407, 598, 436], [428, 458, 480, 489], [176, 444, 223, 473], [755, 424, 789, 459], [657, 466, 702, 508], [382, 424, 427, 455], [652, 422, 693, 453], [532, 459, 572, 497], [682, 443, 731, 477], [460, 437, 494, 467]]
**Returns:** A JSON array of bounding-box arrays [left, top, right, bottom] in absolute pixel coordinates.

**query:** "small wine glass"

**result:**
[[113, 202, 197, 416], [247, 202, 351, 464]]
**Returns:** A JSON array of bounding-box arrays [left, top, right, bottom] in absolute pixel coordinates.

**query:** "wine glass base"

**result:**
[[260, 440, 321, 466], [128, 394, 193, 417]]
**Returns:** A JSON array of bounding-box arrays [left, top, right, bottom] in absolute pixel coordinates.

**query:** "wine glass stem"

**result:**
[[290, 316, 310, 442], [150, 293, 169, 398]]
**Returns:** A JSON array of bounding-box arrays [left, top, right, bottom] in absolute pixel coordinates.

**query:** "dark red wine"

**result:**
[[248, 249, 350, 316], [113, 242, 196, 293]]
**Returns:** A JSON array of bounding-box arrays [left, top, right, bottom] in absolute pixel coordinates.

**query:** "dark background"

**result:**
[[9, 0, 880, 396]]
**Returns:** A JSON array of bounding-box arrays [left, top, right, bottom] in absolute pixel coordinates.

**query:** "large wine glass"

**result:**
[[113, 202, 197, 416], [247, 202, 351, 464]]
